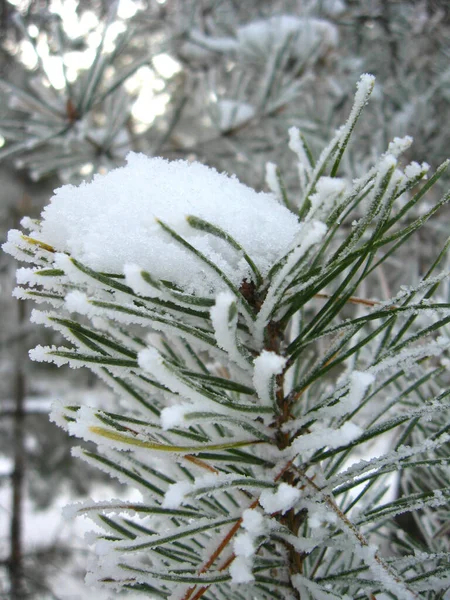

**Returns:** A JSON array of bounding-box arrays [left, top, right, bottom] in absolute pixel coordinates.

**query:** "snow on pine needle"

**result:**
[[3, 75, 450, 599]]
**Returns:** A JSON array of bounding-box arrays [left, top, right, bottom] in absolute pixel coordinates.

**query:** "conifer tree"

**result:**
[[1, 1, 449, 598], [4, 74, 450, 599]]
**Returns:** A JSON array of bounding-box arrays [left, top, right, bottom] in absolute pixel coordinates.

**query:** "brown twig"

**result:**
[[180, 455, 299, 600], [314, 292, 397, 309], [184, 454, 218, 473]]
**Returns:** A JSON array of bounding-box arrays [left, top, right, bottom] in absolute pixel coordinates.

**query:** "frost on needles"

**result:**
[[3, 75, 450, 599]]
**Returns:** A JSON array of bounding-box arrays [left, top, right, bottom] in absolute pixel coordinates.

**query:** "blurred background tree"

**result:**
[[0, 0, 449, 598]]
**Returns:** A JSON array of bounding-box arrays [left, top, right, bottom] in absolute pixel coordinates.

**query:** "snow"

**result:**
[[259, 482, 301, 515], [290, 422, 362, 456], [234, 532, 255, 558], [210, 291, 249, 368], [361, 545, 418, 600], [405, 160, 430, 180], [230, 509, 267, 585], [229, 555, 255, 584], [162, 481, 192, 509], [31, 154, 302, 297], [349, 74, 376, 123], [20, 215, 39, 230], [65, 290, 96, 318], [163, 473, 240, 508], [379, 153, 398, 173], [186, 15, 338, 64], [288, 127, 312, 176], [252, 350, 286, 407], [309, 509, 335, 530], [160, 403, 190, 430], [343, 370, 375, 414], [306, 176, 347, 221], [216, 99, 255, 131], [288, 127, 313, 193], [349, 369, 375, 396], [387, 136, 413, 157], [2, 230, 29, 261], [309, 74, 374, 204], [330, 431, 450, 497], [29, 344, 68, 366], [0, 376, 142, 600], [265, 162, 283, 201], [293, 574, 352, 599], [29, 308, 51, 326], [241, 508, 265, 536], [0, 484, 137, 600], [322, 0, 347, 16], [53, 253, 93, 287], [237, 15, 338, 60], [186, 15, 338, 67], [138, 347, 208, 406], [371, 337, 450, 375], [16, 267, 41, 287], [124, 263, 162, 298]]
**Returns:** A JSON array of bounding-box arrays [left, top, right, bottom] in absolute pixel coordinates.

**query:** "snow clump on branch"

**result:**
[[32, 154, 302, 296]]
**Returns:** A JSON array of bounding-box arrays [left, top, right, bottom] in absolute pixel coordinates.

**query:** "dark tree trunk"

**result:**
[[8, 196, 30, 600], [9, 298, 27, 600]]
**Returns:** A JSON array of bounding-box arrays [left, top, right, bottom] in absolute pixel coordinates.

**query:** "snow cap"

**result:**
[[36, 154, 302, 297]]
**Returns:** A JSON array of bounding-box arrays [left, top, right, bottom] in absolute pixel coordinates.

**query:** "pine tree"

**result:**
[[4, 74, 450, 599], [1, 1, 450, 598]]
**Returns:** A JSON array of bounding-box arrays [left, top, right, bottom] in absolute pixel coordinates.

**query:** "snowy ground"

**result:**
[[0, 484, 147, 599], [0, 380, 146, 599]]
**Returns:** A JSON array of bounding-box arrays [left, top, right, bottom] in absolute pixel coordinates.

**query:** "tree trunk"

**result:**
[[9, 297, 27, 600]]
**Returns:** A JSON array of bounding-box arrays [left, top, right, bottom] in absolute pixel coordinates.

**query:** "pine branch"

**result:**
[[3, 73, 450, 599]]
